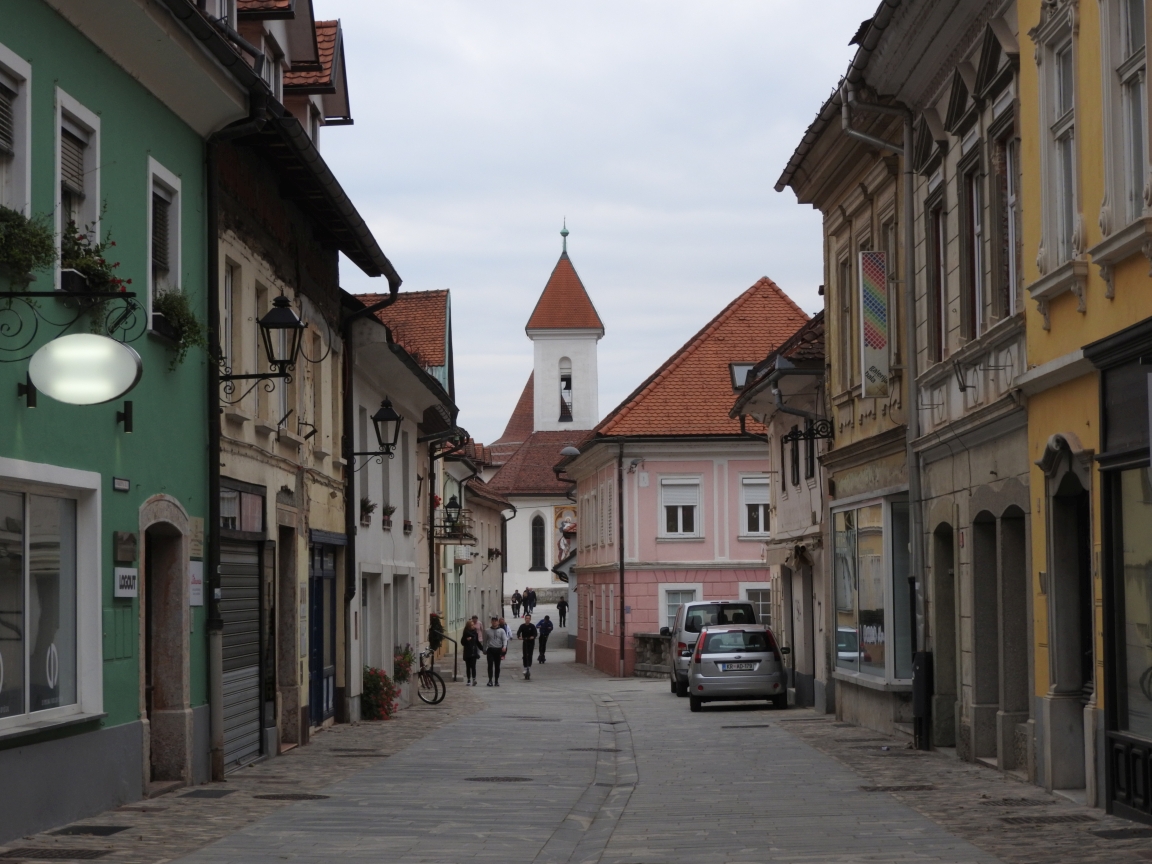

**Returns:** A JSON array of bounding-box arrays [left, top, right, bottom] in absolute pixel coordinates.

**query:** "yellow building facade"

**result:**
[[1020, 0, 1152, 819]]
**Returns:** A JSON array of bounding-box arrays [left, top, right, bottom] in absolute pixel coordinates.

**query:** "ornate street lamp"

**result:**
[[257, 294, 306, 375], [444, 494, 462, 525], [352, 399, 404, 469]]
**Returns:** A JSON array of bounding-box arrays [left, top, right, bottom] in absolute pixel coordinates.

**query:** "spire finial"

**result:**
[[560, 218, 569, 254]]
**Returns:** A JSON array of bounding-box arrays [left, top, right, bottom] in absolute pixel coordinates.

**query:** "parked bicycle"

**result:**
[[417, 648, 446, 705]]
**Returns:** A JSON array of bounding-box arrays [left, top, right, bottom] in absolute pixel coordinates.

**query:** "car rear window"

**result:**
[[702, 631, 769, 653], [684, 603, 756, 633]]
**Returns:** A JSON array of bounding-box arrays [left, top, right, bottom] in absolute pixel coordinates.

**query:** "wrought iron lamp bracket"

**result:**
[[781, 419, 834, 443], [0, 290, 147, 363]]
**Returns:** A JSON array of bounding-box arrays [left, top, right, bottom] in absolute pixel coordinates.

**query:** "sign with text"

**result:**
[[859, 251, 890, 398], [188, 561, 204, 606], [114, 567, 138, 598]]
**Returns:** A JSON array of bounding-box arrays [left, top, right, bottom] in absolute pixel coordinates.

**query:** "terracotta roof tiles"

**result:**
[[487, 430, 583, 497], [525, 253, 604, 332], [238, 0, 292, 12], [491, 373, 534, 462], [592, 277, 808, 438], [357, 290, 448, 368], [464, 477, 512, 511]]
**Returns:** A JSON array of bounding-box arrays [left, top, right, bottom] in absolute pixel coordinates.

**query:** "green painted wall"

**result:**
[[2, 0, 210, 734]]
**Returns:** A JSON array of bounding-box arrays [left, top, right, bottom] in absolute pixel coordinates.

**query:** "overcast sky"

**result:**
[[324, 0, 872, 445]]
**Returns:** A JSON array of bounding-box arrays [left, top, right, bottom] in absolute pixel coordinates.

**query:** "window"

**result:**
[[262, 39, 283, 102], [530, 515, 546, 570], [223, 263, 237, 374], [961, 167, 984, 340], [559, 358, 573, 422], [0, 491, 77, 718], [0, 44, 30, 213], [56, 91, 99, 257], [833, 499, 912, 681], [401, 430, 411, 523], [661, 479, 699, 536], [448, 566, 464, 630], [1054, 42, 1077, 264], [790, 427, 801, 487], [606, 481, 614, 545], [992, 130, 1021, 318], [609, 585, 614, 635], [838, 256, 854, 390], [746, 589, 771, 627], [1120, 0, 1147, 223], [665, 589, 696, 629], [928, 202, 946, 363], [148, 159, 181, 307], [743, 478, 769, 535]]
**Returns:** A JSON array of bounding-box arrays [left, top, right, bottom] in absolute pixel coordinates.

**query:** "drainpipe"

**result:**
[[500, 504, 516, 619], [617, 441, 626, 678], [841, 80, 927, 748], [206, 98, 268, 782]]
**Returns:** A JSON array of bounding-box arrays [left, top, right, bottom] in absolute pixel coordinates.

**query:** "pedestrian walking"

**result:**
[[517, 614, 538, 679], [511, 590, 522, 618], [536, 615, 554, 663], [461, 619, 482, 686], [499, 616, 511, 639], [556, 597, 568, 628], [484, 615, 509, 686], [527, 587, 537, 613]]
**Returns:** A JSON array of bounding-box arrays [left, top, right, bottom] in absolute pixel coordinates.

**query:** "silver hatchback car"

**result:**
[[687, 624, 789, 712]]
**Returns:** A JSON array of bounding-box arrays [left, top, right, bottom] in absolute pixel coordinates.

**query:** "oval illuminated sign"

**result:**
[[28, 334, 143, 405]]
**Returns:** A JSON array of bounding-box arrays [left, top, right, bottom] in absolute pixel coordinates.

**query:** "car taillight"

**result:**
[[677, 641, 689, 657], [693, 639, 704, 664], [766, 630, 783, 666]]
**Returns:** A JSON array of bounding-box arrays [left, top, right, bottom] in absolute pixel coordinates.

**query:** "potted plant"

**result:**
[[361, 666, 400, 720], [59, 221, 131, 328], [402, 519, 413, 535], [359, 495, 377, 527], [380, 504, 396, 530], [0, 207, 56, 287], [392, 644, 415, 683], [487, 547, 502, 561], [152, 288, 206, 370]]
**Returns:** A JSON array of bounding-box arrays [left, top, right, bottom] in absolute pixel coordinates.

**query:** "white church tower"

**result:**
[[525, 223, 604, 432]]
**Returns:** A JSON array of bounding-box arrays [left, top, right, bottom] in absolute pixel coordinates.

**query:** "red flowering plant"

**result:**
[[60, 220, 131, 331], [362, 666, 400, 720], [392, 644, 415, 683]]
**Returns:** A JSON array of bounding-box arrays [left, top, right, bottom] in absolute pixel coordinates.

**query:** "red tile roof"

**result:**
[[487, 430, 583, 497], [285, 20, 338, 87], [357, 290, 448, 368], [592, 277, 808, 438], [238, 0, 293, 12], [465, 477, 512, 511], [525, 253, 604, 332]]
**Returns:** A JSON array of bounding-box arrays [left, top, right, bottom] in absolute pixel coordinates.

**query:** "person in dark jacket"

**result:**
[[526, 587, 537, 613], [517, 614, 538, 680], [536, 615, 554, 663], [429, 612, 445, 652], [556, 597, 568, 627], [461, 620, 482, 686], [511, 590, 522, 618]]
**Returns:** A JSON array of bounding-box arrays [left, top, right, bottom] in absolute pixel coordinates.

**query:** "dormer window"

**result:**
[[559, 358, 573, 422]]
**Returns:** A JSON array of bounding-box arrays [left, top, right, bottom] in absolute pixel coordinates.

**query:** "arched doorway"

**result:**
[[931, 522, 956, 748], [139, 496, 192, 790]]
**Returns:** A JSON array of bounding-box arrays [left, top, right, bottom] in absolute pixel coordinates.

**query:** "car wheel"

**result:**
[[772, 693, 787, 709], [675, 676, 688, 697], [689, 695, 702, 712]]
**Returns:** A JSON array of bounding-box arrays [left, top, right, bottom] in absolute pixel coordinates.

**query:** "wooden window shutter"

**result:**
[[0, 84, 14, 157], [60, 130, 85, 196], [152, 192, 170, 273]]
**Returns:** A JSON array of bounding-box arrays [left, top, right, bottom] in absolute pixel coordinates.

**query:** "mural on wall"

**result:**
[[553, 505, 577, 582]]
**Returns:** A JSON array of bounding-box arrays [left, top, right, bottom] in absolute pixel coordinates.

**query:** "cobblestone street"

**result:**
[[3, 648, 1150, 863]]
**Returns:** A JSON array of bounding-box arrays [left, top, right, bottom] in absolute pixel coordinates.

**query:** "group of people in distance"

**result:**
[[510, 588, 536, 618], [458, 611, 556, 685]]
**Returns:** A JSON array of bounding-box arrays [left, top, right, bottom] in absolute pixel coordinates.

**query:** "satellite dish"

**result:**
[[28, 334, 143, 405]]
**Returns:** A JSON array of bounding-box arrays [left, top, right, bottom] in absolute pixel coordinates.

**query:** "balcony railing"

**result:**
[[432, 508, 476, 545]]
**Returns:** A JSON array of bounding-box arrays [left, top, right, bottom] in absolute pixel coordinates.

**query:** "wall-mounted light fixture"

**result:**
[[352, 399, 403, 469]]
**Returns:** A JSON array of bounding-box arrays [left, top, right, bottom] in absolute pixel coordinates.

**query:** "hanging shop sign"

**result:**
[[28, 333, 142, 405]]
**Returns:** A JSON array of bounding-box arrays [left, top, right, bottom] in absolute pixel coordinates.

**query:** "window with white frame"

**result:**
[[262, 38, 283, 102], [56, 92, 99, 250], [1054, 41, 1077, 263], [660, 478, 699, 536], [0, 459, 101, 732], [0, 43, 31, 213], [148, 159, 181, 306], [744, 587, 771, 627], [742, 477, 770, 535], [664, 588, 696, 629], [1120, 0, 1146, 222], [832, 497, 913, 681]]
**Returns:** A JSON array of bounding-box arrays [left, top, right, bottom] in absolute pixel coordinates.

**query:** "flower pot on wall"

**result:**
[[60, 268, 88, 293], [151, 312, 179, 343], [402, 520, 413, 535], [381, 516, 393, 530]]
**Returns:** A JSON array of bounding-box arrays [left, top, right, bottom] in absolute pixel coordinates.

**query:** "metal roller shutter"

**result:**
[[220, 541, 261, 771]]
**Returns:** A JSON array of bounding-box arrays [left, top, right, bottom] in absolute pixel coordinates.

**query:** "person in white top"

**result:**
[[484, 616, 510, 686]]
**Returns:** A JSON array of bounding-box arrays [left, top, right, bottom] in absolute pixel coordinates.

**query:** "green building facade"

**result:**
[[0, 0, 250, 840]]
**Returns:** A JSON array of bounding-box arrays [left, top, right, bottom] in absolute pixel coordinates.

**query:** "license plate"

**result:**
[[722, 662, 755, 671]]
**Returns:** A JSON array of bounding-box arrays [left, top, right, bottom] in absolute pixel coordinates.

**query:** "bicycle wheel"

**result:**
[[417, 671, 439, 704], [427, 671, 446, 704]]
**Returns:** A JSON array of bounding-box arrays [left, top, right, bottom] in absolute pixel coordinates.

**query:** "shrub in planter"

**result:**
[[393, 644, 415, 684], [381, 504, 396, 530], [152, 289, 206, 370], [59, 221, 131, 331], [359, 495, 377, 526], [0, 207, 56, 284], [362, 666, 400, 720]]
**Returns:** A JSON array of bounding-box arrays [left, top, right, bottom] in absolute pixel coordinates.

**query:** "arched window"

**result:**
[[530, 515, 546, 570], [559, 358, 573, 422]]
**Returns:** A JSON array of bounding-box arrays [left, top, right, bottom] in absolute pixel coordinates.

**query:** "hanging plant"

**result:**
[[59, 220, 131, 331], [0, 207, 56, 284], [152, 288, 206, 370]]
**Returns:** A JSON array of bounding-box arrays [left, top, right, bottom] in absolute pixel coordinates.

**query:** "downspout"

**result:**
[[206, 99, 268, 782], [841, 79, 926, 748], [500, 504, 516, 619], [618, 441, 626, 679]]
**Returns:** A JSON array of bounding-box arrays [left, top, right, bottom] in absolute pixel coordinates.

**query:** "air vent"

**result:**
[[465, 776, 533, 782], [860, 785, 936, 792], [1000, 814, 1097, 825], [253, 794, 330, 801], [51, 826, 129, 837], [0, 850, 110, 860]]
